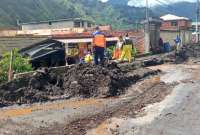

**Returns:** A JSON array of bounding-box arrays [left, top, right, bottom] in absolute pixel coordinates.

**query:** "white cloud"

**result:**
[[100, 0, 196, 7], [100, 0, 109, 3], [129, 0, 196, 7]]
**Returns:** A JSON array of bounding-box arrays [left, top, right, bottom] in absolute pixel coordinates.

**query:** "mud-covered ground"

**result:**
[[36, 82, 174, 135], [175, 43, 200, 63], [1, 43, 200, 135], [0, 63, 159, 107], [30, 64, 200, 135]]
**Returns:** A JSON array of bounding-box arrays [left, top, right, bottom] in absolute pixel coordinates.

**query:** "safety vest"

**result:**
[[85, 54, 93, 63], [122, 39, 133, 48], [93, 34, 106, 48]]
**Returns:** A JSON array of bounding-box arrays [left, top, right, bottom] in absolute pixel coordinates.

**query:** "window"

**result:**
[[171, 21, 177, 26], [74, 21, 81, 27], [81, 21, 84, 27], [48, 21, 52, 25], [87, 23, 91, 27]]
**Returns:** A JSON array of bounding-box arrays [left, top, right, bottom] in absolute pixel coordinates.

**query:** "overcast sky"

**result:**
[[101, 0, 196, 7]]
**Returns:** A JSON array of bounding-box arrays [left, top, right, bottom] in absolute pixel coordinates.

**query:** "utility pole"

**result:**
[[196, 0, 199, 43], [145, 0, 150, 53], [8, 49, 13, 82], [146, 0, 149, 21]]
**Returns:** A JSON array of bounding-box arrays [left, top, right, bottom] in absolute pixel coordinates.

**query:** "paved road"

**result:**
[[133, 64, 200, 135], [87, 64, 200, 135]]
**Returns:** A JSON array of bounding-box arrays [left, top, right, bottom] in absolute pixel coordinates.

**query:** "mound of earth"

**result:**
[[175, 43, 200, 63], [0, 63, 159, 107]]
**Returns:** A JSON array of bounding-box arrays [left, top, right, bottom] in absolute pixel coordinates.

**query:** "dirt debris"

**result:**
[[174, 43, 200, 64], [35, 81, 174, 135], [0, 63, 159, 107]]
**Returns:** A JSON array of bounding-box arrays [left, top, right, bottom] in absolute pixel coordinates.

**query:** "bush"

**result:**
[[0, 49, 33, 83]]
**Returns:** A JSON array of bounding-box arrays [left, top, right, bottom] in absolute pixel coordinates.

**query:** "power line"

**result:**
[[154, 0, 176, 12]]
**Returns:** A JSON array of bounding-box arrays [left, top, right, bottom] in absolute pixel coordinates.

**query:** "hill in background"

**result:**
[[153, 2, 196, 20], [0, 0, 196, 30], [0, 0, 146, 30]]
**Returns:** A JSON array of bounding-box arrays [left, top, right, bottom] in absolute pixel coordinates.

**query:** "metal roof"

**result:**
[[0, 37, 47, 55], [57, 37, 119, 44], [160, 14, 190, 21]]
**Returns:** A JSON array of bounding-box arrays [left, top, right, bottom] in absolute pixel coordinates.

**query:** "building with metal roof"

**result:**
[[160, 14, 191, 31], [20, 18, 95, 31]]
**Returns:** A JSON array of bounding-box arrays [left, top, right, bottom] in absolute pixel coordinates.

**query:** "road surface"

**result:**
[[0, 63, 199, 135]]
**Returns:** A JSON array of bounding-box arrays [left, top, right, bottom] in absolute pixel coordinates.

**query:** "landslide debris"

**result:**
[[175, 43, 200, 63], [0, 63, 159, 107]]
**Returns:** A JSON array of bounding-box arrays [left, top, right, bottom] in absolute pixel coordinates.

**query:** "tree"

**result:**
[[0, 49, 33, 83]]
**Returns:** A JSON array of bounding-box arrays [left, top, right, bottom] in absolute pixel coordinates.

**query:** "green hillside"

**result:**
[[0, 0, 196, 30], [152, 2, 196, 20], [0, 0, 146, 30]]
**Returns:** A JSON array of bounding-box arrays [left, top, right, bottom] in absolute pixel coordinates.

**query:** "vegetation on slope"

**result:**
[[0, 0, 146, 30]]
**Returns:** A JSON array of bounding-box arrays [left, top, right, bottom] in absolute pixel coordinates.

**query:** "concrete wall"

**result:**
[[143, 19, 161, 53], [18, 28, 85, 36], [160, 30, 192, 46], [21, 20, 95, 31], [149, 23, 161, 51], [22, 21, 74, 30], [0, 30, 17, 37]]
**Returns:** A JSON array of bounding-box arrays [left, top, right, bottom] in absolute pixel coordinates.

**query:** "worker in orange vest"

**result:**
[[112, 36, 123, 60], [92, 26, 106, 65]]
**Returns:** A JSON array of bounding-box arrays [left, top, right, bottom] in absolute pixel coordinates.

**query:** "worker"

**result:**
[[120, 34, 133, 63], [159, 37, 164, 53], [92, 26, 106, 65], [174, 35, 182, 53], [84, 51, 93, 63], [112, 36, 123, 60]]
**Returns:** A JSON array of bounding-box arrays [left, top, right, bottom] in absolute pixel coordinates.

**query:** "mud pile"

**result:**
[[175, 44, 200, 63], [184, 43, 200, 58], [0, 63, 159, 107]]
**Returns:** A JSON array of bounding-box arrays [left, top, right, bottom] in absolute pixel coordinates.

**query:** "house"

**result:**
[[15, 32, 119, 68], [53, 32, 119, 62], [160, 14, 192, 46], [191, 22, 200, 31], [0, 27, 146, 68], [160, 14, 191, 30], [20, 18, 95, 31]]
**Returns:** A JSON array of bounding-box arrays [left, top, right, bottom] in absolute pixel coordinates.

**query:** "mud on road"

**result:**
[[32, 77, 174, 135], [0, 63, 159, 107]]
